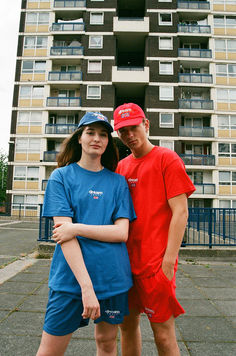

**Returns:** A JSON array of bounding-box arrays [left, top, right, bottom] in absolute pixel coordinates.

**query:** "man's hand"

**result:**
[[81, 286, 101, 320], [52, 222, 76, 244]]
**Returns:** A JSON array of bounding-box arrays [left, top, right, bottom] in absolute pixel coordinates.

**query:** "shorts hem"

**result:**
[[148, 310, 185, 324], [43, 322, 88, 336]]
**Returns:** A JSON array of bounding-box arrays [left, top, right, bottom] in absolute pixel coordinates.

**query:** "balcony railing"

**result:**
[[43, 151, 59, 162], [178, 48, 212, 58], [179, 126, 214, 137], [45, 124, 77, 134], [193, 183, 215, 195], [180, 154, 215, 166], [46, 97, 81, 107], [50, 46, 83, 56], [179, 99, 213, 110], [42, 180, 48, 191], [48, 71, 82, 81], [178, 24, 211, 34], [54, 0, 86, 7], [178, 1, 210, 10], [51, 22, 85, 31], [179, 73, 212, 84]]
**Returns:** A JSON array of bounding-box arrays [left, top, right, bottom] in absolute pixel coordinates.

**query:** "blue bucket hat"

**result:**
[[78, 112, 113, 133]]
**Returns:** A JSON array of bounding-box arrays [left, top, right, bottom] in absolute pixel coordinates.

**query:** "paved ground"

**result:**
[[0, 220, 236, 355]]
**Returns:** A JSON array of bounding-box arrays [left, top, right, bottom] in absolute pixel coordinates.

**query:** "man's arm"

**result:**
[[52, 218, 129, 244], [162, 193, 188, 280], [54, 216, 100, 320]]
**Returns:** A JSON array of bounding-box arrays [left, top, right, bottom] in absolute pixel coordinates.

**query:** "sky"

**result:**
[[0, 0, 21, 153]]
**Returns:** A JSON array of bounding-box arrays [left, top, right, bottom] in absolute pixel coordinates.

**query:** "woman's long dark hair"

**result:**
[[57, 125, 119, 172]]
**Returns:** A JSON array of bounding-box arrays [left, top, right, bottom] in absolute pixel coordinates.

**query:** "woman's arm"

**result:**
[[52, 217, 129, 244], [54, 216, 100, 320]]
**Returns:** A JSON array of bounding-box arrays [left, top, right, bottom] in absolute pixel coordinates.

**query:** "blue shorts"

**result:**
[[43, 289, 129, 336]]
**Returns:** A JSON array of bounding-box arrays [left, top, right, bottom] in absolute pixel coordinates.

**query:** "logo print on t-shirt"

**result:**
[[128, 178, 138, 188], [89, 190, 103, 199]]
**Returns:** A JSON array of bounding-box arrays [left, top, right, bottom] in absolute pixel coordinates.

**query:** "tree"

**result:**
[[0, 150, 8, 203]]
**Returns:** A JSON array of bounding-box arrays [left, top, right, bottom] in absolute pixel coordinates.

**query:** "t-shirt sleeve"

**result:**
[[112, 176, 136, 222], [163, 155, 196, 200], [42, 169, 73, 218]]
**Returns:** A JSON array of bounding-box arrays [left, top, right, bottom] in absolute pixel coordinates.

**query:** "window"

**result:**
[[90, 12, 104, 25], [12, 194, 38, 210], [15, 138, 41, 153], [19, 85, 44, 98], [218, 115, 236, 130], [216, 64, 236, 77], [88, 60, 102, 73], [26, 12, 49, 25], [14, 167, 39, 181], [219, 171, 236, 186], [158, 0, 172, 2], [215, 39, 236, 53], [217, 89, 236, 103], [159, 113, 174, 128], [159, 62, 173, 75], [159, 140, 174, 151], [219, 200, 231, 208], [24, 36, 48, 49], [159, 37, 173, 50], [214, 16, 236, 29], [159, 86, 174, 101], [187, 171, 203, 184], [18, 111, 42, 126], [159, 13, 172, 26], [218, 143, 236, 157], [87, 85, 101, 99], [22, 60, 46, 73], [89, 35, 103, 49]]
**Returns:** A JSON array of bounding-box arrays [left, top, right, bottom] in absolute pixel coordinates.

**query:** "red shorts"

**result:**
[[129, 267, 185, 323]]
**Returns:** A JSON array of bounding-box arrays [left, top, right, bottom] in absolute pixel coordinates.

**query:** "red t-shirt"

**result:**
[[116, 146, 195, 278]]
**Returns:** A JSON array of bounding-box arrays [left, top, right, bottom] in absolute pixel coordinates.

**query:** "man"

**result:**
[[114, 103, 195, 356]]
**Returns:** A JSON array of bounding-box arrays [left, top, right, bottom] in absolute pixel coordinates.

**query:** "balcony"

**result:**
[[43, 151, 59, 162], [178, 24, 211, 34], [113, 17, 149, 33], [42, 180, 48, 191], [178, 1, 210, 10], [50, 46, 83, 56], [48, 71, 82, 81], [112, 66, 149, 83], [178, 48, 212, 58], [179, 73, 212, 84], [45, 124, 77, 134], [179, 99, 213, 110], [46, 97, 81, 107], [180, 154, 215, 166], [54, 0, 86, 7], [51, 22, 85, 32], [179, 126, 214, 137], [193, 183, 215, 195]]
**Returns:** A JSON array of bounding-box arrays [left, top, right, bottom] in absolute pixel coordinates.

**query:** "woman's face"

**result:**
[[79, 123, 109, 158]]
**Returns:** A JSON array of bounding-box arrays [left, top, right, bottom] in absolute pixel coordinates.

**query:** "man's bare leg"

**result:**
[[150, 315, 180, 356], [95, 321, 118, 356], [119, 309, 141, 356]]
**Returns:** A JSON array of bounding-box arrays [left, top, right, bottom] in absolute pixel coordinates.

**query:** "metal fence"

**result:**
[[0, 202, 40, 218], [38, 207, 236, 247]]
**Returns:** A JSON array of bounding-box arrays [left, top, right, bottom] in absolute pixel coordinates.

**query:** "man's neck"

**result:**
[[132, 141, 154, 159]]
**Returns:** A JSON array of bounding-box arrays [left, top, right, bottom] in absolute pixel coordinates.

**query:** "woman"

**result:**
[[36, 112, 136, 356]]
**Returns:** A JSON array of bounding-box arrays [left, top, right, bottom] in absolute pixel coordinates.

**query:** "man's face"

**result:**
[[117, 120, 149, 150]]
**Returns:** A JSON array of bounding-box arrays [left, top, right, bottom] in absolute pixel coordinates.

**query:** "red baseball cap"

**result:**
[[113, 103, 145, 131]]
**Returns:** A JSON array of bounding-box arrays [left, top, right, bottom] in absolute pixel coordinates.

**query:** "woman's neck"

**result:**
[[77, 156, 103, 172]]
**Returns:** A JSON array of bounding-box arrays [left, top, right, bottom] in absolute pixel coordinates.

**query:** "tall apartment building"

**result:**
[[7, 0, 236, 216]]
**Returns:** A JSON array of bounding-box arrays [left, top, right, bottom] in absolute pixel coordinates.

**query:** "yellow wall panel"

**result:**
[[213, 5, 224, 11], [218, 130, 230, 138], [25, 25, 37, 32], [38, 25, 49, 32], [217, 103, 229, 111], [227, 28, 236, 36], [226, 5, 236, 12], [23, 49, 35, 57], [21, 74, 33, 82], [229, 78, 236, 86], [218, 157, 230, 166], [26, 182, 39, 190], [40, 2, 50, 9], [230, 103, 236, 111], [216, 77, 227, 85], [231, 130, 236, 138], [28, 153, 40, 161], [16, 126, 29, 134], [231, 158, 236, 166], [30, 126, 42, 134], [35, 49, 47, 57], [215, 52, 226, 60], [19, 99, 31, 107], [34, 73, 45, 81], [32, 99, 44, 107], [214, 28, 225, 36], [228, 53, 236, 60], [13, 181, 26, 190], [219, 186, 231, 195], [25, 210, 38, 217], [232, 186, 236, 195], [15, 153, 27, 161], [27, 3, 38, 9]]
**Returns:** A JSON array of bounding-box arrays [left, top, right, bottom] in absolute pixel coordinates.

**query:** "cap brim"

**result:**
[[114, 117, 143, 131], [78, 119, 113, 132]]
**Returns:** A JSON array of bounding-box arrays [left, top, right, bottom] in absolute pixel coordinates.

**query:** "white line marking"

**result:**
[[0, 254, 38, 284]]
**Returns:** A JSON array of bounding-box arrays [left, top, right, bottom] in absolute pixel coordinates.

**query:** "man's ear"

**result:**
[[144, 119, 150, 132]]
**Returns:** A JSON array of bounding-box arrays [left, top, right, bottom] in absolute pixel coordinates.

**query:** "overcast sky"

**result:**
[[0, 0, 21, 153]]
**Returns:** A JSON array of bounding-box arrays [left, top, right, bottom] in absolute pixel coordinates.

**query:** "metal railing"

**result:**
[[0, 203, 40, 218], [178, 24, 211, 33], [50, 46, 84, 56], [54, 0, 86, 7], [45, 124, 77, 134], [179, 99, 213, 110], [180, 154, 215, 166], [178, 73, 212, 84], [38, 207, 236, 247], [51, 22, 85, 32], [178, 1, 210, 10], [179, 126, 214, 137], [46, 97, 81, 107], [178, 48, 212, 58], [48, 71, 82, 81]]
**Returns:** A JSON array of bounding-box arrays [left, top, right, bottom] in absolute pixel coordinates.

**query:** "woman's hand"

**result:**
[[81, 286, 101, 320], [52, 222, 76, 244]]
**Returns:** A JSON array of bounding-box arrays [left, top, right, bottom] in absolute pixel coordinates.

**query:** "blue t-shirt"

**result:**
[[42, 163, 136, 299]]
